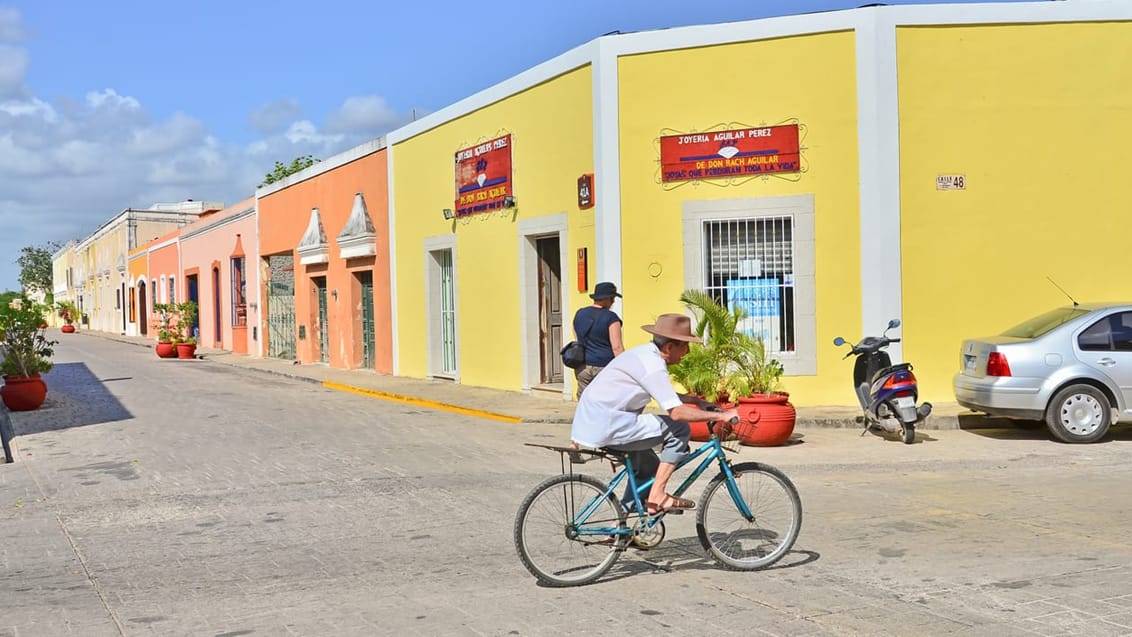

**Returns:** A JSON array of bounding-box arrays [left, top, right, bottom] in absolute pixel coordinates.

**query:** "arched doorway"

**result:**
[[138, 281, 148, 336]]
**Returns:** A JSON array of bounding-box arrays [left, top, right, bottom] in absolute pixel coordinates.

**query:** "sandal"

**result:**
[[646, 494, 696, 515]]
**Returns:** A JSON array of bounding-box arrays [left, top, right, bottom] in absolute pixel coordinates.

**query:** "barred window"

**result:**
[[702, 216, 795, 353], [682, 195, 815, 376]]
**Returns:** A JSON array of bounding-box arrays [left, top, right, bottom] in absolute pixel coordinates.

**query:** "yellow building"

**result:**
[[391, 2, 1132, 405], [68, 201, 222, 335]]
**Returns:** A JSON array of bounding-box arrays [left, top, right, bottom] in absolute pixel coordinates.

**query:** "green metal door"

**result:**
[[315, 277, 329, 363], [359, 271, 375, 369], [267, 254, 296, 360]]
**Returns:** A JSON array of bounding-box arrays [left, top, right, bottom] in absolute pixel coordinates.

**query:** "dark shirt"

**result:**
[[573, 306, 622, 367]]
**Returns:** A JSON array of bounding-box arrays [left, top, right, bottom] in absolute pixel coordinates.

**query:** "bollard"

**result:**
[[0, 405, 13, 463]]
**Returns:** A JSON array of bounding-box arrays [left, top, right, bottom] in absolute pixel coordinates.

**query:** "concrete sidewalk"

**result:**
[[67, 328, 976, 429]]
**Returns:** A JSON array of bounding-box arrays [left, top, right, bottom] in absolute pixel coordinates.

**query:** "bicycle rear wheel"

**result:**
[[696, 461, 802, 571], [514, 473, 627, 587]]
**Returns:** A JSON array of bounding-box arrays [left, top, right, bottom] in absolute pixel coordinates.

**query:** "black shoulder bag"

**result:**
[[561, 313, 597, 370]]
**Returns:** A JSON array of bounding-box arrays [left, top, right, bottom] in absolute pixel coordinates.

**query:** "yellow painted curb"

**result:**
[[321, 381, 522, 424]]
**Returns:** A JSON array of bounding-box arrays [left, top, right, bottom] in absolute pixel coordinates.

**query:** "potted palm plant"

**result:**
[[673, 290, 745, 440], [679, 289, 795, 446]]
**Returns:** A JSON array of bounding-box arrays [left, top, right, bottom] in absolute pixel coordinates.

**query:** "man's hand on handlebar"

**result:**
[[709, 409, 741, 440]]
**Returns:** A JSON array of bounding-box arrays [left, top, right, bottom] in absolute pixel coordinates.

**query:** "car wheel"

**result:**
[[1045, 384, 1111, 444]]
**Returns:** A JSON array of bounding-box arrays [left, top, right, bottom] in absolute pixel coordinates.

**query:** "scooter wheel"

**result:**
[[901, 424, 915, 444]]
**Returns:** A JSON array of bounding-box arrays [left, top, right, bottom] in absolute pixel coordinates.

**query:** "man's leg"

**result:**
[[646, 418, 692, 511], [620, 449, 658, 511]]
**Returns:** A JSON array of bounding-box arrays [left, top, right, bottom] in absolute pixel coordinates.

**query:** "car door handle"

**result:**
[[1098, 357, 1117, 366]]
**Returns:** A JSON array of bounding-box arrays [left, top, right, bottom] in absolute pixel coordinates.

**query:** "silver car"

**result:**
[[953, 303, 1132, 443]]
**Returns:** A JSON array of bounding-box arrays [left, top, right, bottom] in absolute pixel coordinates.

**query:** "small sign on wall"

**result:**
[[577, 248, 588, 292], [577, 173, 594, 209], [936, 174, 966, 190]]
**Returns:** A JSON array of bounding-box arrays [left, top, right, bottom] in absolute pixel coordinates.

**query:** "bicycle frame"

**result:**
[[570, 437, 754, 541]]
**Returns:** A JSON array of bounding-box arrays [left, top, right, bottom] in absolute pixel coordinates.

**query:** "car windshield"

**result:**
[[1000, 307, 1090, 339]]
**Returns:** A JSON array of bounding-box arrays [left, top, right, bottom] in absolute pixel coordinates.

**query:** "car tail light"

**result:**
[[986, 352, 1011, 377]]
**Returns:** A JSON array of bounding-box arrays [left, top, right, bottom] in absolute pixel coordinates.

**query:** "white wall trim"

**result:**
[[517, 213, 570, 398], [388, 150, 399, 375], [855, 10, 904, 362], [423, 234, 458, 380], [592, 38, 623, 304], [887, 1, 1132, 25]]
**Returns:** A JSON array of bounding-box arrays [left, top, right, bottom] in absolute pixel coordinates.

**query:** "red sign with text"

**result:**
[[659, 124, 800, 183], [455, 134, 512, 216]]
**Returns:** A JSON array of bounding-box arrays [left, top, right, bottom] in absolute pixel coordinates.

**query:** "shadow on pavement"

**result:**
[[10, 362, 133, 435], [958, 413, 1132, 443], [594, 537, 819, 585]]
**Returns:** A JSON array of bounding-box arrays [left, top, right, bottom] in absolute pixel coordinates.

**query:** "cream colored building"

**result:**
[[66, 201, 222, 334]]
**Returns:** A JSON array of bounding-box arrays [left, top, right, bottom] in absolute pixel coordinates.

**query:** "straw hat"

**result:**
[[641, 313, 702, 343]]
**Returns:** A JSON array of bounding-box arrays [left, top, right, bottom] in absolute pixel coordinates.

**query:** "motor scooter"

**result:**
[[833, 319, 932, 444]]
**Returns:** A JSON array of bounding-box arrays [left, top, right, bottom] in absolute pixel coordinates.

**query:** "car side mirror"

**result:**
[[833, 337, 846, 346]]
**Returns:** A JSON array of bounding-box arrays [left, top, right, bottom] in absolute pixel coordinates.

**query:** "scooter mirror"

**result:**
[[887, 319, 901, 329], [833, 337, 846, 346]]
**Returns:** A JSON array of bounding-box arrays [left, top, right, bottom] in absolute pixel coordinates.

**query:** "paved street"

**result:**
[[4, 336, 1132, 636]]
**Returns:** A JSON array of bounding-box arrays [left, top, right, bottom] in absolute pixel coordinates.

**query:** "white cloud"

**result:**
[[249, 98, 302, 135], [85, 88, 141, 111], [0, 96, 55, 122], [324, 96, 403, 134]]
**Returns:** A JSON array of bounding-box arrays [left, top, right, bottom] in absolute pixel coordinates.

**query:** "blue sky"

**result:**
[[0, 0, 1031, 291]]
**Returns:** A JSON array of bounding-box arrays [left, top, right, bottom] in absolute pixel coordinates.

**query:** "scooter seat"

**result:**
[[870, 362, 912, 384]]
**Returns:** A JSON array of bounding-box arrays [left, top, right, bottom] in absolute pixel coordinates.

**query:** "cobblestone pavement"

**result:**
[[3, 336, 1132, 636]]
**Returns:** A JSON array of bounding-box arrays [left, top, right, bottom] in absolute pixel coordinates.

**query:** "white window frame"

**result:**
[[682, 194, 816, 376], [424, 235, 459, 381]]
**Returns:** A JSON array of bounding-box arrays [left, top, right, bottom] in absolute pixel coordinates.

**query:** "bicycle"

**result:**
[[514, 419, 803, 587]]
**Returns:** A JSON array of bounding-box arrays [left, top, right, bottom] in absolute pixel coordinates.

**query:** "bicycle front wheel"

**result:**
[[696, 461, 802, 571], [514, 473, 627, 587]]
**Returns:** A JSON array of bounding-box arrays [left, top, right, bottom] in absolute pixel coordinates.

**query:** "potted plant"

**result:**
[[173, 301, 198, 359], [679, 289, 795, 446], [56, 299, 79, 333], [672, 290, 745, 441], [152, 303, 177, 358], [0, 296, 57, 411], [723, 331, 795, 446]]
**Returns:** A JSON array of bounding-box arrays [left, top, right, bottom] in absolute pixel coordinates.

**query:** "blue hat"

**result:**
[[590, 282, 621, 300]]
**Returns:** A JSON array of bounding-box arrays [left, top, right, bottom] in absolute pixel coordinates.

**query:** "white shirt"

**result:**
[[571, 342, 683, 448]]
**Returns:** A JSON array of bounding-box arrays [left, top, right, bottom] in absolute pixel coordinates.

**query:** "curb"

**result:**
[[321, 381, 522, 424]]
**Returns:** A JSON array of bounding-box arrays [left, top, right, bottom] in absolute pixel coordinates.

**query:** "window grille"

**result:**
[[438, 249, 457, 374], [702, 216, 795, 353]]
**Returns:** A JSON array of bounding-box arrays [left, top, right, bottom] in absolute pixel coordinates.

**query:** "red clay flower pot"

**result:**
[[155, 342, 176, 358], [175, 343, 197, 359], [1, 374, 47, 411], [734, 393, 796, 447], [61, 324, 75, 333]]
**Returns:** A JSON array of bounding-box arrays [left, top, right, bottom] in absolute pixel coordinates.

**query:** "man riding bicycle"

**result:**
[[570, 313, 740, 515]]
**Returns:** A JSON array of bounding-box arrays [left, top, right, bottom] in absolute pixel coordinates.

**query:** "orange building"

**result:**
[[256, 139, 392, 372]]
